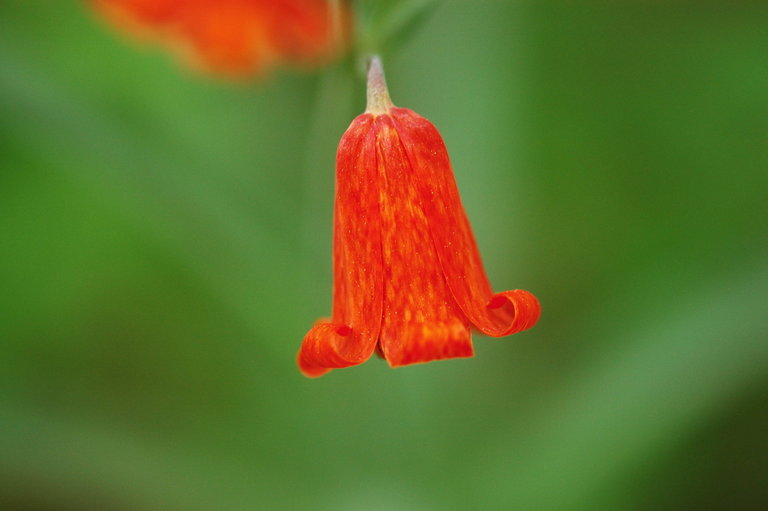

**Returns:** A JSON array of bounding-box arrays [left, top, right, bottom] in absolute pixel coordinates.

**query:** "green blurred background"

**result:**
[[2, 1, 767, 509]]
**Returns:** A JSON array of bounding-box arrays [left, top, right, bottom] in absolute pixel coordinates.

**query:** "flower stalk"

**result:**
[[366, 55, 394, 114]]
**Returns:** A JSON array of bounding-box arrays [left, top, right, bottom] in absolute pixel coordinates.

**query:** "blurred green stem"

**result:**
[[353, 0, 439, 78]]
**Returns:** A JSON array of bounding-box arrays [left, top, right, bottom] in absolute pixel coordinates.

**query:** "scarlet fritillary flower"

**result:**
[[90, 0, 348, 77], [298, 56, 540, 377]]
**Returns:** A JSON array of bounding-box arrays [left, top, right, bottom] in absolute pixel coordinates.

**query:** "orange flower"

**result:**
[[91, 0, 348, 77], [298, 57, 540, 377]]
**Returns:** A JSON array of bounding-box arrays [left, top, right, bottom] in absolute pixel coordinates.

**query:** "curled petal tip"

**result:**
[[297, 322, 374, 378], [489, 289, 541, 335], [477, 289, 541, 337]]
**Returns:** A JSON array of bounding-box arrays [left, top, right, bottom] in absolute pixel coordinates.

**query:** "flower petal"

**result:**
[[390, 108, 541, 337], [298, 323, 374, 378], [373, 115, 474, 367], [484, 289, 542, 336], [297, 115, 384, 377]]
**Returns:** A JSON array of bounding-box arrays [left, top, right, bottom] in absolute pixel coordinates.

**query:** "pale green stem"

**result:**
[[365, 55, 394, 114]]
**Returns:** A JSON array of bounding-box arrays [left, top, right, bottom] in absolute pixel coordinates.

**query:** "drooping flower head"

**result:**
[[298, 56, 540, 377], [90, 0, 348, 77]]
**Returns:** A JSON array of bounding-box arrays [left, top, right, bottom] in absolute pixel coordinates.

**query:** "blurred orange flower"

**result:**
[[91, 0, 349, 77]]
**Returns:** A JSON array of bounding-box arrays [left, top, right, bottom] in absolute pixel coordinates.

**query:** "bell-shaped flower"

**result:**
[[298, 57, 540, 377]]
